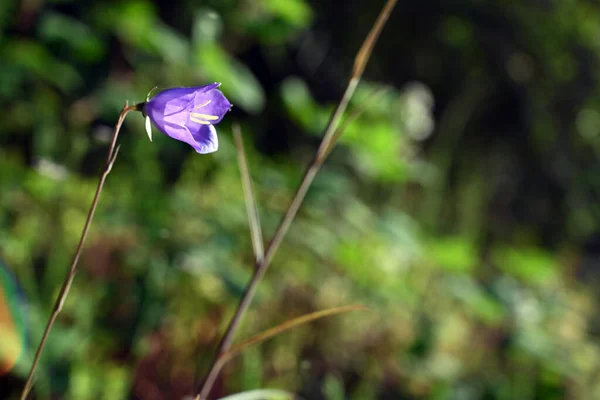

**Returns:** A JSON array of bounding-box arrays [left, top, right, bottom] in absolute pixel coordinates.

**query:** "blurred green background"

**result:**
[[2, 0, 600, 399]]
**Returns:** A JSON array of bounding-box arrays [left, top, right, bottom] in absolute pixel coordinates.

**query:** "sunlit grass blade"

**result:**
[[216, 389, 297, 400], [233, 124, 264, 263]]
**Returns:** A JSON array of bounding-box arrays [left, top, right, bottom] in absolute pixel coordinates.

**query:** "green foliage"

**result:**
[[195, 43, 266, 113], [2, 0, 600, 399], [493, 247, 557, 286]]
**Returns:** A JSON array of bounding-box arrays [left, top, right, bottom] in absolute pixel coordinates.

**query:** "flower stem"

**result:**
[[194, 1, 397, 398], [195, 81, 356, 400], [20, 103, 136, 400]]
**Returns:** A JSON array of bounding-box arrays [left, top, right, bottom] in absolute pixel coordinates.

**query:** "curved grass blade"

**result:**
[[216, 389, 297, 400], [221, 305, 367, 364], [195, 305, 366, 400]]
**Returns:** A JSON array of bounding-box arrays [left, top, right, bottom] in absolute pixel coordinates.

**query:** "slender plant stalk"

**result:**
[[20, 103, 136, 400], [233, 125, 265, 263], [195, 1, 397, 398]]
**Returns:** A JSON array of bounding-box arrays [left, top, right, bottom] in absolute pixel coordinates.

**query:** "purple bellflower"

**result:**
[[142, 83, 231, 154]]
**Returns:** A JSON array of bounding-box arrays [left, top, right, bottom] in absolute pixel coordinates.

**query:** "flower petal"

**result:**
[[145, 116, 152, 142], [143, 84, 228, 153], [190, 124, 218, 154], [157, 121, 197, 148], [197, 82, 221, 92], [191, 88, 231, 124]]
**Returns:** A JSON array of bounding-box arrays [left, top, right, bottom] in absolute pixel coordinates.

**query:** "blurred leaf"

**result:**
[[240, 348, 264, 394], [263, 0, 312, 27], [281, 77, 331, 133], [101, 364, 130, 400], [428, 236, 477, 272], [241, 0, 312, 44], [448, 276, 505, 324], [96, 0, 156, 47], [344, 121, 407, 182], [193, 9, 223, 45], [95, 0, 191, 63], [352, 82, 401, 119], [323, 374, 345, 400], [439, 16, 474, 47], [493, 246, 557, 286], [195, 43, 265, 113], [38, 12, 105, 62], [4, 40, 82, 91], [0, 62, 24, 100], [147, 23, 190, 64], [281, 77, 406, 183], [281, 76, 410, 182], [69, 363, 96, 399]]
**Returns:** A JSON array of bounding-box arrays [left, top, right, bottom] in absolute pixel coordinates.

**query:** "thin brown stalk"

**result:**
[[352, 0, 397, 79], [196, 306, 366, 400], [20, 103, 136, 400], [222, 305, 367, 363], [194, 1, 397, 398], [233, 124, 264, 263]]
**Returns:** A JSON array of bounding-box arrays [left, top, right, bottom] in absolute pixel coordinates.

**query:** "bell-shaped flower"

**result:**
[[143, 83, 231, 153]]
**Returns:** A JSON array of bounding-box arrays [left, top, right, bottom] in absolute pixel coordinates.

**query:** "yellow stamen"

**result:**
[[195, 100, 212, 108], [190, 116, 210, 124], [190, 112, 219, 121]]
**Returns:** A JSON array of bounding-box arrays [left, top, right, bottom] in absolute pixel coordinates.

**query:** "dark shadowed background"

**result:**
[[1, 0, 600, 399]]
